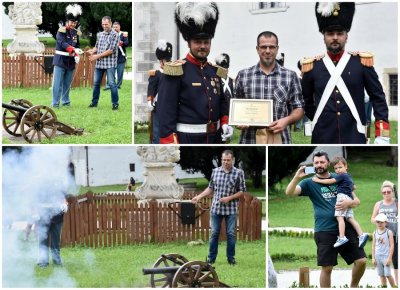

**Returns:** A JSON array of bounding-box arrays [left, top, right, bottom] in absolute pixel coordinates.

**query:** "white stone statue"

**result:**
[[134, 146, 184, 201], [8, 3, 43, 25], [7, 2, 45, 55]]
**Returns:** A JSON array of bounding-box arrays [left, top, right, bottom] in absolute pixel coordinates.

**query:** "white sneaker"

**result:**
[[358, 233, 369, 248], [333, 236, 349, 248]]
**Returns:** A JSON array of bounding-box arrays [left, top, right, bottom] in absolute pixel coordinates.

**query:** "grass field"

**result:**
[[135, 122, 398, 144], [6, 232, 266, 288], [2, 81, 132, 144], [268, 149, 398, 271]]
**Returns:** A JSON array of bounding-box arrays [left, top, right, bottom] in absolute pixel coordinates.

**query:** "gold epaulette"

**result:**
[[349, 51, 374, 67], [301, 54, 325, 73], [163, 60, 185, 76], [209, 62, 228, 79], [148, 69, 156, 77], [58, 26, 67, 33], [76, 29, 82, 36]]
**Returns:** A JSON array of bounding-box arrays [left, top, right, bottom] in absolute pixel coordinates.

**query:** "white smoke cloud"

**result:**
[[2, 146, 79, 287]]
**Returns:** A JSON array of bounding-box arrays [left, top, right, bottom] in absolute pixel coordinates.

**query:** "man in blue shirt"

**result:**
[[285, 150, 367, 287], [192, 150, 246, 265]]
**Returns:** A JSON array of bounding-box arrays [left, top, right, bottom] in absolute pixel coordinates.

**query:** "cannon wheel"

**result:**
[[172, 261, 220, 288], [150, 254, 189, 288], [2, 99, 33, 137], [20, 105, 58, 143]]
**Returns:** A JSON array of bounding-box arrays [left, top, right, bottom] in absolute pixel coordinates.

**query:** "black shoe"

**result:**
[[103, 87, 110, 91], [207, 259, 215, 264], [228, 258, 236, 265], [88, 103, 97, 108], [112, 104, 119, 110]]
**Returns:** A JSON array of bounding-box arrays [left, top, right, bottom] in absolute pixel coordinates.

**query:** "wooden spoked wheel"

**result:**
[[150, 254, 189, 288], [172, 261, 220, 288], [20, 105, 58, 143], [2, 99, 33, 137]]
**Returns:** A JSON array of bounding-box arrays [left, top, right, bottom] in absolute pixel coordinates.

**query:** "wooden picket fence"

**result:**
[[61, 191, 262, 247], [2, 48, 98, 88]]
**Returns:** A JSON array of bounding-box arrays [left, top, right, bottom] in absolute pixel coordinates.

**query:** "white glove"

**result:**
[[374, 136, 390, 144], [74, 56, 80, 64], [60, 203, 68, 213], [74, 48, 84, 55], [221, 124, 234, 141], [147, 100, 154, 112]]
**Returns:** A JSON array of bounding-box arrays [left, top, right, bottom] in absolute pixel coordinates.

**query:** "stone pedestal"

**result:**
[[7, 25, 45, 55], [134, 162, 184, 200]]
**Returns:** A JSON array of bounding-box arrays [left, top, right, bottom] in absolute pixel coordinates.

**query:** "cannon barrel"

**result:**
[[2, 102, 28, 113], [143, 266, 180, 275]]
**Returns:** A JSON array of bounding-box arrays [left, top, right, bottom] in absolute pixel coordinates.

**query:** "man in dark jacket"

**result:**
[[51, 4, 82, 108], [301, 2, 390, 144], [157, 2, 233, 144]]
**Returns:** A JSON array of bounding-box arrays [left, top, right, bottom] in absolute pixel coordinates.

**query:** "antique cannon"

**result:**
[[2, 99, 83, 143], [142, 253, 230, 288]]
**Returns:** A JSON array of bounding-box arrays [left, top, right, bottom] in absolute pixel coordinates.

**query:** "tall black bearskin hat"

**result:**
[[155, 40, 173, 61], [315, 2, 355, 33], [215, 53, 230, 69], [175, 2, 219, 41], [65, 4, 82, 22]]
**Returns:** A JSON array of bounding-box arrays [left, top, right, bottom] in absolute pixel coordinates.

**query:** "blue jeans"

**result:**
[[105, 62, 125, 89], [209, 213, 237, 261], [51, 66, 74, 106], [91, 67, 119, 106], [37, 221, 63, 265]]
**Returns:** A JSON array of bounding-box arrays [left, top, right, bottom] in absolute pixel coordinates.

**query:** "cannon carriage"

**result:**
[[2, 99, 83, 143], [143, 253, 230, 288]]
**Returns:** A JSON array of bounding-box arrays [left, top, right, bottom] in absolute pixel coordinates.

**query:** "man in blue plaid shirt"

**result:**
[[235, 31, 304, 144], [87, 16, 120, 110], [192, 150, 246, 265]]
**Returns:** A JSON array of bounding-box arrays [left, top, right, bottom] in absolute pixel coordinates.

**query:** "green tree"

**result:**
[[3, 2, 132, 46], [268, 147, 315, 192]]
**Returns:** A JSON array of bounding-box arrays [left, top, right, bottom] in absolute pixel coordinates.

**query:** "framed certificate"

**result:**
[[229, 99, 273, 126]]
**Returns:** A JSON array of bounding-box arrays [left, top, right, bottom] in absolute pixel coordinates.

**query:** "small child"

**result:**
[[312, 156, 369, 248], [372, 213, 396, 288]]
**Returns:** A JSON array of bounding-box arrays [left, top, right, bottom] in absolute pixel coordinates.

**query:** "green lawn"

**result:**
[[8, 233, 265, 288], [2, 81, 132, 144], [135, 122, 398, 144], [268, 149, 398, 271]]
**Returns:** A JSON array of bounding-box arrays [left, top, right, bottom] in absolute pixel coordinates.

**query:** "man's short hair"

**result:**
[[331, 156, 347, 166], [222, 149, 234, 158], [102, 16, 112, 23], [113, 21, 121, 26], [312, 150, 329, 162], [257, 31, 279, 46]]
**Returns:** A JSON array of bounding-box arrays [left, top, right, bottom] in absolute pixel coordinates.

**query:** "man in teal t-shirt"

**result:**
[[285, 150, 366, 287]]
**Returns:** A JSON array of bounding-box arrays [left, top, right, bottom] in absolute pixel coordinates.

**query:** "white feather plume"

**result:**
[[215, 54, 226, 64], [66, 4, 82, 17], [157, 39, 168, 51], [317, 2, 336, 17], [176, 2, 217, 26]]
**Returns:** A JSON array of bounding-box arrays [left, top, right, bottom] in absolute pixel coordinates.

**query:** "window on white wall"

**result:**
[[389, 74, 398, 106], [250, 2, 289, 14]]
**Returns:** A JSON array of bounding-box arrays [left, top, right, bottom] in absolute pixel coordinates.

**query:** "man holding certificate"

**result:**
[[235, 31, 304, 144], [157, 2, 234, 144]]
